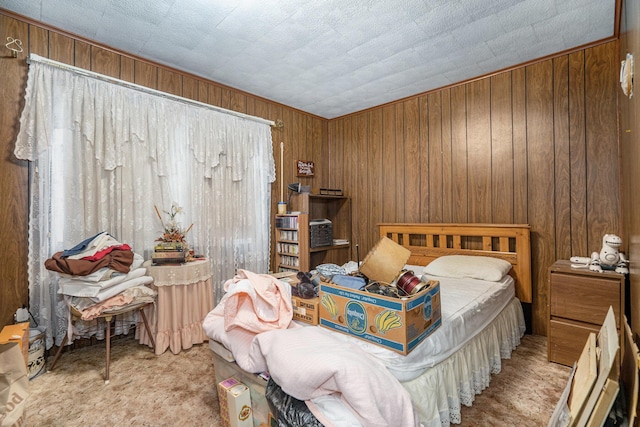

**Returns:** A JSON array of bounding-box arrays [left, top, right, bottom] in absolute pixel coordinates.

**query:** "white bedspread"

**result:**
[[325, 269, 516, 382]]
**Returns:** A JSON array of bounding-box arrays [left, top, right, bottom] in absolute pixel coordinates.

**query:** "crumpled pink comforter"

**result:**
[[202, 270, 420, 427]]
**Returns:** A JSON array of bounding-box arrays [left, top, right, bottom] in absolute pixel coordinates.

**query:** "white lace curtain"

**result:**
[[14, 55, 275, 349]]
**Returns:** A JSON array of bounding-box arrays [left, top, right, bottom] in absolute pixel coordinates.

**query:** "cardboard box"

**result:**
[[359, 236, 411, 283], [217, 377, 254, 427], [0, 322, 30, 368], [318, 280, 441, 355], [212, 352, 269, 426], [292, 295, 320, 325], [270, 272, 320, 325]]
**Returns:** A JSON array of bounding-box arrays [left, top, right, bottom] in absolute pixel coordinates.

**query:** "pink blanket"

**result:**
[[250, 327, 420, 427], [213, 269, 293, 333]]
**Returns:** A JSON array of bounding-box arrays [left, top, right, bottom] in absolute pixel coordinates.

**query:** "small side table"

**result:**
[[137, 259, 214, 355], [547, 260, 626, 366]]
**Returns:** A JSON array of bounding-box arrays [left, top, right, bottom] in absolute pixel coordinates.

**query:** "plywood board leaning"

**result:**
[[621, 318, 638, 427], [569, 333, 598, 424], [585, 378, 619, 427], [575, 307, 619, 426], [548, 363, 576, 427]]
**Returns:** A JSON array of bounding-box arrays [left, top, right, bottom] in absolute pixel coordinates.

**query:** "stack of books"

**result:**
[[152, 241, 186, 265]]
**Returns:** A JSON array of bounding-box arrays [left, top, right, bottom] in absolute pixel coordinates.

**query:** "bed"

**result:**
[[204, 223, 532, 427]]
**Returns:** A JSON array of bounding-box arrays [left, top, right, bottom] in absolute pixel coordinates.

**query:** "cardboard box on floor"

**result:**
[[217, 377, 254, 427], [0, 322, 29, 368], [548, 306, 621, 427]]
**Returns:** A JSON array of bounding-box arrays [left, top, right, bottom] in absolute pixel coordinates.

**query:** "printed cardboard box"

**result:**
[[217, 377, 254, 427], [270, 271, 320, 325], [319, 280, 441, 355], [0, 322, 30, 368], [291, 295, 320, 325]]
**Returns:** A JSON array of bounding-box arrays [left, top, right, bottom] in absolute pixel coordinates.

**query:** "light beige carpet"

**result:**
[[25, 334, 569, 426]]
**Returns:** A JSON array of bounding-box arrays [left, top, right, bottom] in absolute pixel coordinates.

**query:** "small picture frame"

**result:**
[[296, 160, 314, 177]]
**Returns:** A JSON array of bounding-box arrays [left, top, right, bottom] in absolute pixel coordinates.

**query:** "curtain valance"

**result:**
[[14, 55, 276, 183]]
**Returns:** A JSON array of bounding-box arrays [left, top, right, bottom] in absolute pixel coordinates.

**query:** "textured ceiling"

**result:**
[[1, 0, 616, 119]]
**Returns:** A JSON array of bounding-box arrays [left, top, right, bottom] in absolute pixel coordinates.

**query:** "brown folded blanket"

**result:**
[[45, 249, 134, 276]]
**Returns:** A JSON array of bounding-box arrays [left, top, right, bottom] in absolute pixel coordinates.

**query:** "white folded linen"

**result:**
[[89, 275, 154, 302], [58, 266, 148, 297]]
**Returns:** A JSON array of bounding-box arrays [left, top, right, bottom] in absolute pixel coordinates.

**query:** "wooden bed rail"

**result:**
[[378, 223, 532, 303]]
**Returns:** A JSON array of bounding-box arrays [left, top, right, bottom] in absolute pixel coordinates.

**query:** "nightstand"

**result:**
[[547, 260, 625, 366]]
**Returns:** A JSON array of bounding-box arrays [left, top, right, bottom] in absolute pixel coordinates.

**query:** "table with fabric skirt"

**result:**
[[136, 259, 214, 355]]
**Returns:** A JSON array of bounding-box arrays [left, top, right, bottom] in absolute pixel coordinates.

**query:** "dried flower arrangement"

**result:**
[[154, 203, 193, 245]]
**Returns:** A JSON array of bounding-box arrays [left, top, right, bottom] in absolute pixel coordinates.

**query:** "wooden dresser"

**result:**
[[547, 260, 626, 366]]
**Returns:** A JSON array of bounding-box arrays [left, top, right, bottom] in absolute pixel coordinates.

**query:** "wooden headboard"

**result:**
[[378, 223, 532, 303]]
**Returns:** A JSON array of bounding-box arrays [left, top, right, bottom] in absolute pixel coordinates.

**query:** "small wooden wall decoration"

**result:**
[[296, 160, 314, 177]]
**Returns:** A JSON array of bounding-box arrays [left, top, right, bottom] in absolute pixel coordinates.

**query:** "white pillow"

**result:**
[[422, 255, 512, 282]]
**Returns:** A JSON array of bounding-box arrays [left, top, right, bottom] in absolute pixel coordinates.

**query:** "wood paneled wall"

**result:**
[[328, 41, 620, 335], [619, 0, 640, 338], [0, 11, 327, 328], [0, 10, 622, 337]]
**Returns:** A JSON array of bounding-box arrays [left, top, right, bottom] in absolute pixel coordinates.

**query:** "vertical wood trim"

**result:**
[[230, 91, 247, 114], [49, 32, 74, 65], [553, 55, 572, 261], [74, 40, 91, 69], [28, 26, 49, 57], [120, 57, 135, 83], [182, 76, 200, 101], [157, 68, 182, 96], [490, 72, 514, 224], [208, 83, 222, 107], [525, 60, 555, 335], [134, 61, 157, 89], [512, 67, 528, 224], [368, 109, 384, 250], [418, 95, 429, 223], [441, 89, 453, 223], [466, 79, 492, 222], [91, 46, 120, 78], [395, 105, 405, 221], [585, 44, 620, 247], [567, 49, 587, 253], [450, 85, 468, 223], [331, 118, 345, 192], [382, 105, 396, 222], [404, 97, 421, 223], [0, 15, 30, 326], [427, 92, 443, 223]]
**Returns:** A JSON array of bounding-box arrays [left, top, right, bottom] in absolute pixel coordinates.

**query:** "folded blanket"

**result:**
[[58, 266, 148, 297]]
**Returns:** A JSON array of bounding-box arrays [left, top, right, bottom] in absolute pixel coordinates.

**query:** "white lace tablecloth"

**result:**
[[137, 259, 214, 355]]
